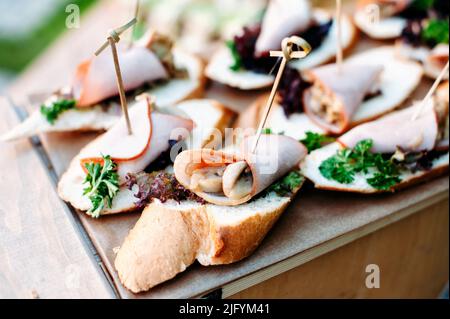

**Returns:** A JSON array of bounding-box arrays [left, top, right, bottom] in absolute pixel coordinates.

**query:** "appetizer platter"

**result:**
[[1, 0, 448, 298]]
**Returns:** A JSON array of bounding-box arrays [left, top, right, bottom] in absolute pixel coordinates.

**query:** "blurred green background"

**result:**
[[0, 0, 96, 91], [0, 0, 96, 72], [0, 0, 329, 92]]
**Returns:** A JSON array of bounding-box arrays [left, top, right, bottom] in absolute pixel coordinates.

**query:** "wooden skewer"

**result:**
[[411, 60, 449, 121], [336, 0, 343, 73], [95, 18, 137, 56], [95, 19, 137, 135], [108, 37, 133, 135], [251, 36, 312, 153], [128, 0, 141, 48]]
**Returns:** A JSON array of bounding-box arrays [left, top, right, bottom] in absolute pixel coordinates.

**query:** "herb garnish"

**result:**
[[126, 171, 205, 208], [319, 140, 402, 190], [267, 170, 304, 196], [40, 99, 76, 124], [300, 132, 335, 153], [83, 155, 119, 218], [422, 19, 449, 46], [262, 128, 272, 134], [411, 0, 435, 11], [226, 40, 243, 71]]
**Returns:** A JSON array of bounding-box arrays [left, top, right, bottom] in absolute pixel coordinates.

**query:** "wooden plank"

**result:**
[[222, 193, 448, 298], [3, 0, 449, 298], [0, 97, 113, 298], [230, 199, 449, 299]]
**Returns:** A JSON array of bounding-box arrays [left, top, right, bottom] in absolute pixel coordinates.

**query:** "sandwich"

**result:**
[[146, 0, 267, 60], [301, 81, 449, 193], [237, 46, 423, 140], [114, 134, 308, 293], [354, 0, 449, 79], [2, 31, 206, 142], [205, 0, 357, 90], [58, 98, 235, 217]]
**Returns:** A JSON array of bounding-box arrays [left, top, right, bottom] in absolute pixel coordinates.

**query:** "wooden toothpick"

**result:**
[[95, 18, 137, 56], [95, 19, 137, 135], [251, 36, 312, 153], [128, 0, 141, 48], [411, 60, 449, 121], [336, 0, 343, 72]]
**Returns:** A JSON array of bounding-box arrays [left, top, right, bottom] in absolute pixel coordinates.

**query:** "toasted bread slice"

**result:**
[[176, 99, 236, 150], [301, 143, 449, 193], [57, 99, 235, 215], [205, 10, 357, 90], [1, 49, 205, 142], [237, 47, 423, 139], [114, 178, 303, 293]]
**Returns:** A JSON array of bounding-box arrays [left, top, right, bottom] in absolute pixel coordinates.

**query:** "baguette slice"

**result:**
[[57, 99, 235, 215], [205, 10, 356, 90], [1, 49, 205, 142], [237, 46, 423, 140], [114, 177, 303, 293], [301, 142, 449, 193]]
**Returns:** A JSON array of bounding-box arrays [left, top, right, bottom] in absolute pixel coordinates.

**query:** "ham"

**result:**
[[303, 62, 383, 134], [79, 100, 194, 182], [73, 34, 168, 108], [255, 0, 312, 56], [338, 101, 439, 154], [174, 135, 307, 206]]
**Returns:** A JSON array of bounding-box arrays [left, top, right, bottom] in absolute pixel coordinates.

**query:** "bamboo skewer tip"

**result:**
[[251, 36, 312, 153]]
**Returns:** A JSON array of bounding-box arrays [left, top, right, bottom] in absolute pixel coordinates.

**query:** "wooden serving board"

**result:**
[[4, 0, 449, 298]]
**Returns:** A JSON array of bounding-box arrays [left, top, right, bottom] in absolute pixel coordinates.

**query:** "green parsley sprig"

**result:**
[[226, 40, 243, 71], [40, 99, 76, 124], [319, 139, 402, 191], [267, 170, 304, 196], [422, 19, 449, 46], [300, 131, 335, 153], [83, 155, 119, 218]]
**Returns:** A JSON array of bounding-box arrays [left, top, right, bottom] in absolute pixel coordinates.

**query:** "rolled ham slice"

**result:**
[[73, 33, 168, 108], [338, 101, 439, 154], [79, 100, 194, 182], [303, 63, 383, 134], [174, 135, 307, 206], [255, 0, 312, 56]]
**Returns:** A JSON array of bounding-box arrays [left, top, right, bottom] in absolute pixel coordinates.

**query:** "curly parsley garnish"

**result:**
[[226, 40, 243, 71], [40, 99, 76, 124], [319, 140, 402, 191], [300, 132, 335, 153], [83, 155, 119, 218], [267, 170, 304, 196], [422, 19, 449, 46]]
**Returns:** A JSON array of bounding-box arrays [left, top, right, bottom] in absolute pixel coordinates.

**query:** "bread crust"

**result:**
[[203, 198, 292, 265], [203, 101, 237, 147], [309, 160, 449, 194], [114, 183, 303, 293]]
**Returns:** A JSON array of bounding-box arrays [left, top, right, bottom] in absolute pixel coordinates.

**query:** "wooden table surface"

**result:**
[[0, 0, 448, 298]]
